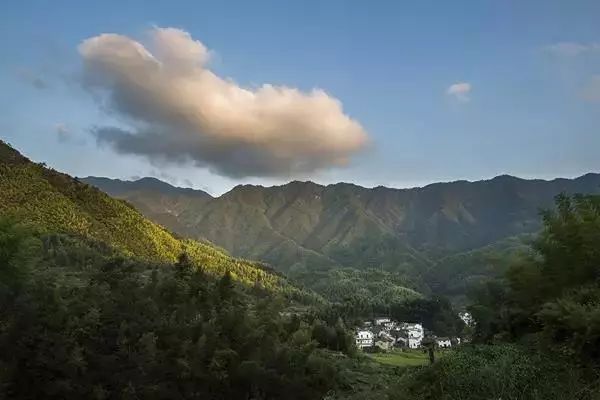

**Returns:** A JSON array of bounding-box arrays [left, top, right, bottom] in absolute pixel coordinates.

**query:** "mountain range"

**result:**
[[83, 173, 600, 302]]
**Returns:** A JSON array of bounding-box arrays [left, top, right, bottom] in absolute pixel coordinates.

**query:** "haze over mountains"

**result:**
[[84, 173, 600, 301]]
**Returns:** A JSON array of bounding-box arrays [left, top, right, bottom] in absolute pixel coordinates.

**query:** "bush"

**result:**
[[391, 344, 591, 400]]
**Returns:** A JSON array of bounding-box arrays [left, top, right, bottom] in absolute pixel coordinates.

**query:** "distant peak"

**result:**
[[489, 174, 522, 183], [136, 177, 165, 183], [81, 176, 212, 198], [288, 180, 319, 186], [576, 172, 600, 180], [492, 174, 519, 180]]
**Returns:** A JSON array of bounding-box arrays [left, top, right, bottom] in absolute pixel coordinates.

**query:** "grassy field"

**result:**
[[369, 350, 445, 367]]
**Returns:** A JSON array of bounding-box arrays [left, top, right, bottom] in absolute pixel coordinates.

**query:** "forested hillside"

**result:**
[[84, 172, 600, 302], [0, 216, 381, 399], [0, 140, 310, 297], [0, 141, 400, 399], [424, 234, 535, 305]]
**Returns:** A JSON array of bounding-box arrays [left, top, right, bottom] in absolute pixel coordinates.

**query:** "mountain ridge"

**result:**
[[83, 171, 600, 292], [84, 172, 600, 198]]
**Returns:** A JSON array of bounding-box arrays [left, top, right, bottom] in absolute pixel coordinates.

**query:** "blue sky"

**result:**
[[1, 0, 600, 195]]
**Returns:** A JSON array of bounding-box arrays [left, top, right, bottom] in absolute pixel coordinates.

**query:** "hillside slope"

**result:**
[[83, 173, 600, 279], [0, 140, 297, 292]]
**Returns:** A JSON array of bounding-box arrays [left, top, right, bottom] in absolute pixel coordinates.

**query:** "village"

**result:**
[[355, 313, 472, 352]]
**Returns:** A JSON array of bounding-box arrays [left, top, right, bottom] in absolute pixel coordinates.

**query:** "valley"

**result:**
[[2, 140, 600, 399]]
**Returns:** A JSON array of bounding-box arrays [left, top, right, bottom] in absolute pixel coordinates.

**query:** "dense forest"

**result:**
[[0, 219, 369, 399]]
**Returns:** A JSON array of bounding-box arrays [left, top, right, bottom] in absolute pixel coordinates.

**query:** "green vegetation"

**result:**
[[392, 344, 589, 400], [370, 350, 435, 367], [295, 268, 423, 315], [468, 193, 600, 354], [0, 140, 315, 301], [395, 194, 600, 399], [4, 138, 600, 399], [425, 234, 534, 305], [0, 219, 362, 399], [84, 174, 600, 304], [0, 140, 399, 399]]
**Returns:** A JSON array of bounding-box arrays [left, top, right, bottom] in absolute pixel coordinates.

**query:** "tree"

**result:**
[[421, 336, 436, 364], [468, 194, 600, 364], [217, 270, 235, 301]]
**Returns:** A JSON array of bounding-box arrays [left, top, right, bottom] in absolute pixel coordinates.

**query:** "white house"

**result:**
[[382, 320, 396, 331], [459, 312, 473, 327], [436, 338, 452, 348], [374, 317, 391, 326], [400, 322, 424, 349], [355, 330, 374, 349]]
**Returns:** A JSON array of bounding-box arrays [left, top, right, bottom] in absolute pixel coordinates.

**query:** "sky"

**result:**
[[1, 0, 600, 195]]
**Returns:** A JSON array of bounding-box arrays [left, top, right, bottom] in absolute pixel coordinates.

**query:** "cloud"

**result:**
[[54, 123, 70, 142], [582, 75, 600, 102], [54, 123, 86, 145], [446, 82, 471, 102], [148, 169, 181, 186], [543, 42, 600, 57], [78, 27, 369, 178]]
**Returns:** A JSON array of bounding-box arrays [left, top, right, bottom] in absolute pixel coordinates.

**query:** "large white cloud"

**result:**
[[78, 27, 369, 178]]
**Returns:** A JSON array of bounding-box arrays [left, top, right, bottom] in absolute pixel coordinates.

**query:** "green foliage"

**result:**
[[468, 194, 600, 361], [391, 296, 465, 338], [0, 218, 40, 287], [0, 221, 353, 399], [369, 350, 434, 367], [392, 344, 591, 400], [536, 284, 600, 364], [438, 194, 600, 400], [294, 268, 422, 318], [426, 235, 533, 305], [394, 194, 600, 400], [528, 193, 600, 298], [0, 140, 318, 302]]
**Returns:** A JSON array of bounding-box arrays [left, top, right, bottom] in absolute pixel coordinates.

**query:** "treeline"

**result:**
[[0, 219, 356, 399], [394, 194, 600, 400]]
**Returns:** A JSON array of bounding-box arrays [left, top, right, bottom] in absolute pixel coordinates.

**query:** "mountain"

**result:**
[[82, 176, 212, 234], [83, 173, 600, 275], [0, 140, 305, 295]]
